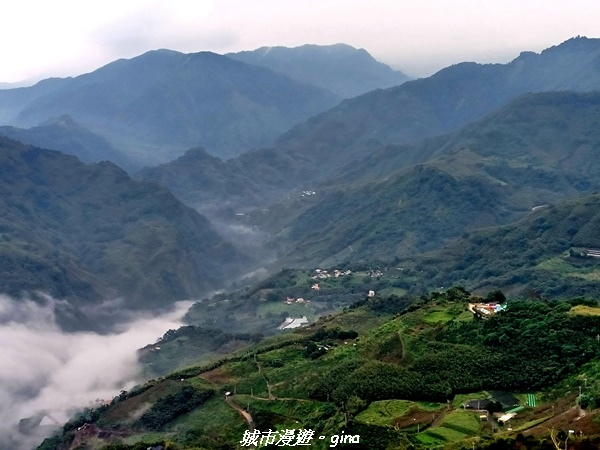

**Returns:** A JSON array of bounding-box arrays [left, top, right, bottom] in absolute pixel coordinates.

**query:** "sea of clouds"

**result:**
[[0, 294, 192, 449]]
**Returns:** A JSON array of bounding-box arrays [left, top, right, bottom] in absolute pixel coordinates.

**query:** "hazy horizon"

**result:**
[[2, 0, 598, 84]]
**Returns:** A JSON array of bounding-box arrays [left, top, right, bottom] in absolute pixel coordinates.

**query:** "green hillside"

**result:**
[[0, 50, 340, 166], [272, 91, 600, 266], [136, 146, 299, 214], [0, 137, 246, 327], [36, 288, 600, 449], [140, 90, 600, 274], [403, 193, 600, 299]]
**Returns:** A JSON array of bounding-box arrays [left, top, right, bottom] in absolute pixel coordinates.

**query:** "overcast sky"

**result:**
[[1, 0, 599, 83]]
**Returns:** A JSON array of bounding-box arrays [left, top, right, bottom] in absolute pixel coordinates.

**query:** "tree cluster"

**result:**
[[138, 386, 214, 430]]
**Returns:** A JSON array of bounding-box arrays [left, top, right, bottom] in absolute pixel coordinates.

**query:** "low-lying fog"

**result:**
[[0, 294, 193, 450]]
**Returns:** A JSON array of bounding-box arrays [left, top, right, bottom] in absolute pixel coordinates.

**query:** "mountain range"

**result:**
[[5, 38, 600, 324], [0, 44, 410, 169], [271, 91, 600, 266], [140, 37, 600, 215], [6, 37, 600, 310], [11, 35, 600, 450], [0, 50, 340, 166], [0, 137, 245, 329]]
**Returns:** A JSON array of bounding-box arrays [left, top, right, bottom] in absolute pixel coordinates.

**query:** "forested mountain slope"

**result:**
[[406, 193, 600, 299], [0, 138, 245, 322], [0, 115, 133, 169], [36, 289, 600, 450], [273, 91, 600, 266], [0, 50, 340, 166], [276, 36, 600, 174]]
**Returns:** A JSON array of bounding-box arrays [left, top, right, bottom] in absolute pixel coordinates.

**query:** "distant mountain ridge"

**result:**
[[275, 36, 600, 176], [0, 50, 340, 167], [0, 115, 134, 169], [228, 43, 410, 98], [142, 37, 600, 215]]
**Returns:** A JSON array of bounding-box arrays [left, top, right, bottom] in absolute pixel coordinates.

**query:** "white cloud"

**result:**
[[0, 294, 192, 449]]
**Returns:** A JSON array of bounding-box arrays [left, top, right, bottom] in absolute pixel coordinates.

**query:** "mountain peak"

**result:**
[[38, 114, 80, 129], [541, 35, 600, 55], [228, 43, 410, 98], [177, 146, 221, 164]]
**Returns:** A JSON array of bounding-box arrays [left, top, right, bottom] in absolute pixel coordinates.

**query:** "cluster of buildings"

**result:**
[[284, 297, 310, 305], [367, 269, 384, 278], [470, 302, 507, 316], [312, 268, 352, 280]]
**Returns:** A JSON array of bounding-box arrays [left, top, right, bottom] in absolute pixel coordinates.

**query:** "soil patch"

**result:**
[[393, 407, 440, 429], [200, 367, 236, 384]]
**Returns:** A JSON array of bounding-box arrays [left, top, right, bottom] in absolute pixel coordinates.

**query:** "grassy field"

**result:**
[[315, 307, 390, 334], [224, 359, 270, 397], [168, 395, 247, 448], [357, 317, 404, 359], [417, 401, 445, 411], [570, 305, 600, 316], [355, 400, 412, 426], [417, 410, 482, 446], [537, 256, 600, 281], [423, 309, 454, 324]]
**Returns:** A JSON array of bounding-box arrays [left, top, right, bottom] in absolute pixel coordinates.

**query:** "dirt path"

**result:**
[[225, 394, 255, 431], [398, 330, 406, 362], [255, 354, 275, 400], [248, 394, 312, 402]]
